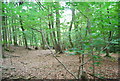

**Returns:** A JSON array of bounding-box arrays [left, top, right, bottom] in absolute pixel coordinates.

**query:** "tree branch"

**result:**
[[30, 28, 42, 33], [35, 0, 48, 10], [31, 28, 77, 79], [78, 10, 88, 19]]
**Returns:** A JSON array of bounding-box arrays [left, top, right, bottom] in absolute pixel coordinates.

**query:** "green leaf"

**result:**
[[93, 55, 101, 59], [93, 62, 101, 65], [89, 67, 93, 69]]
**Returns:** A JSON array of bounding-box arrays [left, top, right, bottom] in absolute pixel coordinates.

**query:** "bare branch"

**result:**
[[31, 28, 77, 79], [30, 28, 42, 33], [35, 0, 48, 11], [78, 10, 88, 19]]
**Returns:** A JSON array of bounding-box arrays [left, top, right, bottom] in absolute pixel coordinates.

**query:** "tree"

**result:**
[[0, 1, 2, 80], [2, 2, 7, 49], [18, 2, 28, 49], [54, 2, 63, 53], [1, 1, 119, 80], [69, 8, 75, 48]]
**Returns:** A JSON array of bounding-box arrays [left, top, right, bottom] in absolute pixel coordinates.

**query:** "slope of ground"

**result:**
[[2, 46, 118, 79]]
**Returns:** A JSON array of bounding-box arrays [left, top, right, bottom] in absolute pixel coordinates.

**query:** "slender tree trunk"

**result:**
[[49, 6, 59, 51], [118, 2, 120, 54], [18, 1, 28, 49], [0, 4, 3, 80], [19, 35, 22, 46], [7, 17, 12, 45], [48, 6, 53, 46], [105, 8, 112, 57], [33, 33, 38, 47], [46, 33, 50, 45], [105, 31, 112, 57], [9, 26, 12, 45], [78, 9, 91, 80], [2, 11, 7, 49], [69, 8, 75, 48], [48, 20, 54, 46], [7, 17, 11, 47], [51, 20, 57, 46], [56, 6, 60, 43], [12, 19, 18, 46], [55, 2, 62, 53], [19, 16, 28, 49], [40, 31, 46, 49]]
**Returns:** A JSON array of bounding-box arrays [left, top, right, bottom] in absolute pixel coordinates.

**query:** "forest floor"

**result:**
[[2, 45, 119, 79]]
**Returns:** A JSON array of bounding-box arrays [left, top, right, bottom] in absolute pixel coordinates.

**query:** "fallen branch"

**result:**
[[51, 51, 77, 79], [31, 28, 77, 79]]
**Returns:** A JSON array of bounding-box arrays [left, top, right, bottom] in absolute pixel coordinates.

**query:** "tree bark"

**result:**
[[105, 8, 112, 57], [48, 20, 54, 47], [41, 31, 46, 49], [2, 7, 7, 49], [69, 8, 75, 48], [18, 2, 28, 49], [19, 16, 28, 49], [12, 19, 18, 46], [55, 2, 63, 53], [0, 3, 3, 80]]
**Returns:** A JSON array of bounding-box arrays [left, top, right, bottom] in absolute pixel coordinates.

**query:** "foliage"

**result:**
[[1, 2, 119, 79]]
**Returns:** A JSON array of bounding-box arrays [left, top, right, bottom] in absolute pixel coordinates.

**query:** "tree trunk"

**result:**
[[7, 18, 12, 45], [0, 6, 3, 80], [48, 20, 54, 47], [40, 31, 46, 49], [12, 19, 18, 46], [33, 32, 38, 47], [69, 8, 75, 48], [48, 4, 61, 52], [46, 33, 50, 46], [105, 8, 112, 57], [18, 1, 28, 49], [51, 20, 57, 46], [55, 2, 63, 53], [2, 9, 7, 49], [19, 16, 28, 49]]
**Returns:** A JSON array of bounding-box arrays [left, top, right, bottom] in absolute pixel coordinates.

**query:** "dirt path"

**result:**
[[2, 46, 118, 79]]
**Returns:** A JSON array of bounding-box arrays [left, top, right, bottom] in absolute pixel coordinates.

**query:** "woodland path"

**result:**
[[2, 46, 118, 79]]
